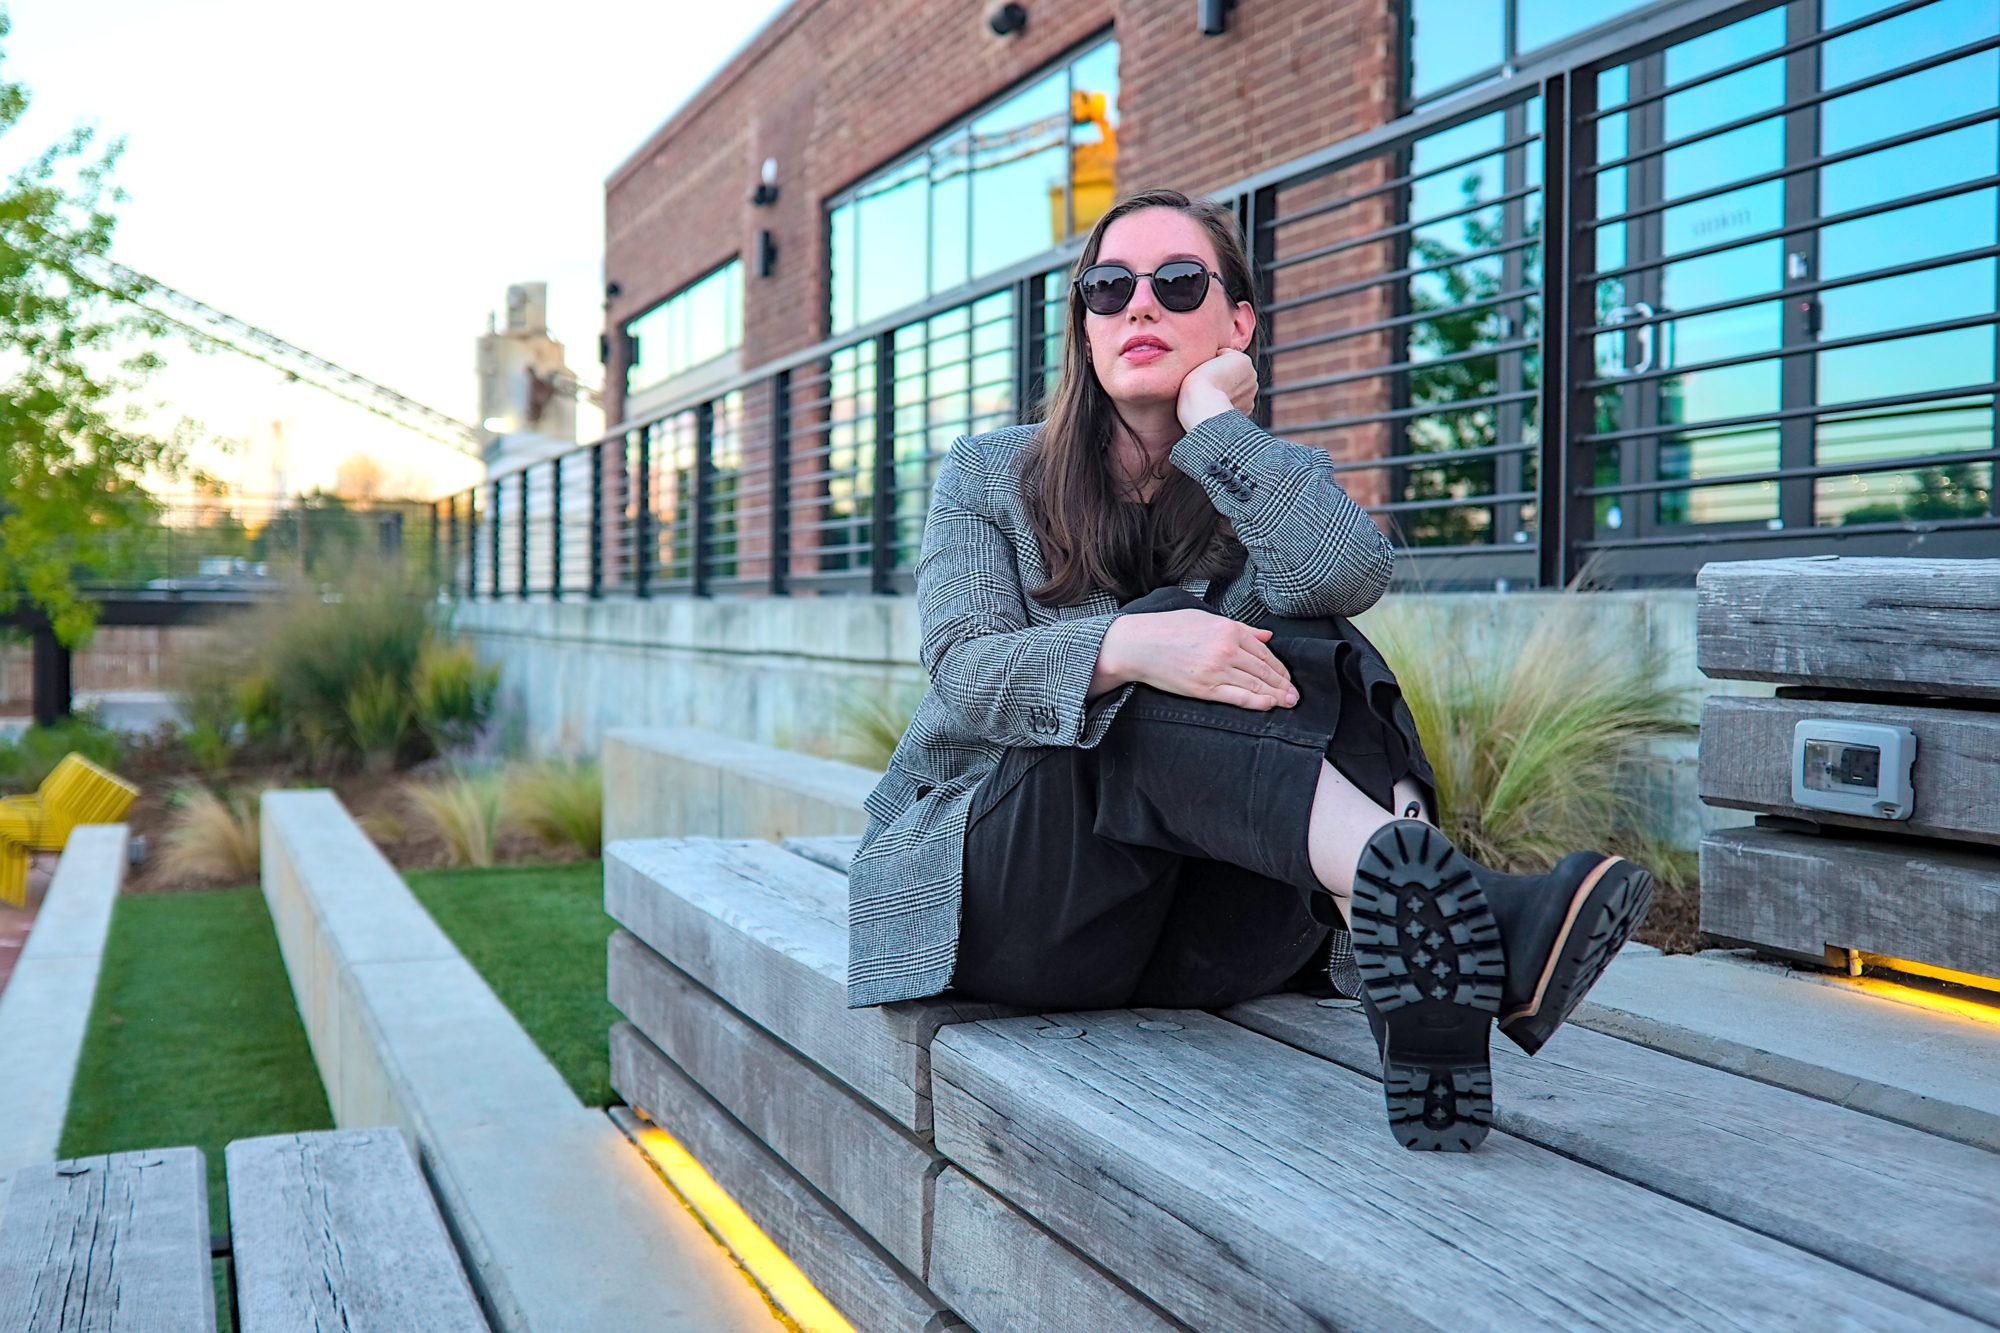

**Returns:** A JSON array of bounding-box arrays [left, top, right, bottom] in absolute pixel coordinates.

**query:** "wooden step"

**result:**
[[1227, 993, 2000, 1327], [931, 1010, 1981, 1330]]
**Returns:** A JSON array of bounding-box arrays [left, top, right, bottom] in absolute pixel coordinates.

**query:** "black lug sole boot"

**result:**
[[1487, 851, 1656, 1057], [1349, 821, 1504, 1152]]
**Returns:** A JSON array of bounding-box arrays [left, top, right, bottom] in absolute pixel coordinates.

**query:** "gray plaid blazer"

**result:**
[[846, 408, 1396, 1008]]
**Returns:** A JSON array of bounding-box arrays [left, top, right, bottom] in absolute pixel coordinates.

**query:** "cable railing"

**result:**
[[440, 0, 1997, 598]]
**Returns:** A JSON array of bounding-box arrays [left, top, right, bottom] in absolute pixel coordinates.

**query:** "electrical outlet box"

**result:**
[[1791, 720, 1916, 821]]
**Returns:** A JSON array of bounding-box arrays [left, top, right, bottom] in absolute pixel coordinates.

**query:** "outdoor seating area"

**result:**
[[0, 1131, 485, 1331]]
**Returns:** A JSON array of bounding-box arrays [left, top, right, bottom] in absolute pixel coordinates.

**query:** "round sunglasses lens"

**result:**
[[1079, 267, 1134, 314], [1152, 263, 1209, 311]]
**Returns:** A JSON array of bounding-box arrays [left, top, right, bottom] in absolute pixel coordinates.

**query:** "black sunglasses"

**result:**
[[1074, 260, 1223, 316]]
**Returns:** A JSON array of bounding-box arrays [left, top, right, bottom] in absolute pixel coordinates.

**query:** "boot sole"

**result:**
[[1350, 822, 1504, 1152], [1498, 859, 1655, 1057]]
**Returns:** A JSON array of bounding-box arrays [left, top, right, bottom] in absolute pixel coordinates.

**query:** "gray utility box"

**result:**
[[1694, 556, 2000, 981]]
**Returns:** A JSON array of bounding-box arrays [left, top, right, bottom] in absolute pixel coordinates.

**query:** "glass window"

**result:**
[[828, 37, 1117, 334], [1408, 0, 1653, 104], [625, 259, 745, 394]]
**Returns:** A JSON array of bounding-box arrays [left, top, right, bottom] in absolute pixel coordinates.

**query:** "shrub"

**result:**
[[344, 671, 408, 773], [411, 639, 499, 753], [0, 716, 125, 794], [182, 723, 235, 776], [1367, 590, 1696, 874], [504, 759, 602, 858], [406, 770, 505, 867], [158, 785, 263, 884]]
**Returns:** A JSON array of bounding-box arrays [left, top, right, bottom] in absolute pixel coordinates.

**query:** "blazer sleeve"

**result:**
[[915, 440, 1128, 750], [1169, 409, 1395, 617]]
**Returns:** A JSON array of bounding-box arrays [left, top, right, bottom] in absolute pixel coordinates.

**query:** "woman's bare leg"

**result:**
[[1306, 767, 1436, 921]]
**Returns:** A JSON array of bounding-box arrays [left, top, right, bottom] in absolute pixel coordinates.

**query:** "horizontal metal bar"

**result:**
[[1585, 103, 2000, 231], [1367, 490, 1538, 515], [1265, 336, 1541, 397], [1266, 282, 1540, 358], [1578, 242, 2000, 341], [1581, 170, 2000, 286], [1290, 386, 1541, 435], [1579, 380, 2000, 445], [1579, 443, 2000, 498], [1266, 127, 1543, 233], [1269, 182, 1541, 273], [1591, 31, 2000, 176], [1578, 513, 2000, 550], [1579, 310, 1999, 392], [1582, 0, 1952, 124], [1321, 438, 1538, 473], [1267, 235, 1541, 314]]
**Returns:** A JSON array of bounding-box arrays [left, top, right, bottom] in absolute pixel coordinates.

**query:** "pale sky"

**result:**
[[3, 0, 792, 501]]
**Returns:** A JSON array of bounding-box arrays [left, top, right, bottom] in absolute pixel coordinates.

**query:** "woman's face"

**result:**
[[1082, 207, 1255, 412]]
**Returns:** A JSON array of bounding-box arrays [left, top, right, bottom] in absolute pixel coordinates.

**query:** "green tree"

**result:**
[[0, 14, 194, 645]]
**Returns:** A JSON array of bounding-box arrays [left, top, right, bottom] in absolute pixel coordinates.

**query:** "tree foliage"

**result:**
[[0, 13, 193, 645]]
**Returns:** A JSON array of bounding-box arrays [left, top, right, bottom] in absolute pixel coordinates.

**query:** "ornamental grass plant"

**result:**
[[503, 758, 603, 858], [405, 768, 506, 868], [1364, 585, 1698, 890], [158, 784, 265, 884]]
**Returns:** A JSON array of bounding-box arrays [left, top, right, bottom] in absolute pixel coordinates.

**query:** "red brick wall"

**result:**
[[603, 0, 1399, 426]]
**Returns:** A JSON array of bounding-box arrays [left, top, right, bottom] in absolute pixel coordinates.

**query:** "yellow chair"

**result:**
[[0, 753, 138, 907]]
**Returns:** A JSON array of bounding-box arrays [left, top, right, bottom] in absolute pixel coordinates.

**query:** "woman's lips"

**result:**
[[1121, 345, 1169, 364]]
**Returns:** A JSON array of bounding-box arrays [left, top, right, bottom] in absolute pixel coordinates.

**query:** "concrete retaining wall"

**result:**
[[257, 789, 774, 1332], [0, 826, 128, 1219], [457, 590, 1765, 850], [604, 728, 876, 844]]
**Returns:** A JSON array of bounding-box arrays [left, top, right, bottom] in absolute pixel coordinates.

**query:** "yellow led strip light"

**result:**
[[624, 1112, 857, 1333]]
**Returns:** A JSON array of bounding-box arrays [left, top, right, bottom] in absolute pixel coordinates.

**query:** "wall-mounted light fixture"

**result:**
[[605, 280, 623, 300], [758, 228, 779, 278], [1199, 0, 1236, 36], [988, 3, 1027, 36], [750, 157, 780, 207]]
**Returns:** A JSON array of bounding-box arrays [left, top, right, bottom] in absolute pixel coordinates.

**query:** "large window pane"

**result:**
[[857, 156, 929, 326], [1408, 0, 1504, 100], [929, 130, 971, 295], [970, 72, 1070, 277], [1517, 0, 1650, 53], [1069, 40, 1120, 235], [626, 259, 744, 394]]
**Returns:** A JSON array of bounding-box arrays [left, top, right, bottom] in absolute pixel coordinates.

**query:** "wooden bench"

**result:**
[[606, 833, 2000, 1331], [0, 1129, 486, 1332], [1696, 556, 2000, 979]]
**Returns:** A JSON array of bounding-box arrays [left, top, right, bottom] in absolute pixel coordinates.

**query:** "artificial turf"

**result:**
[[405, 860, 619, 1107], [57, 886, 334, 1237]]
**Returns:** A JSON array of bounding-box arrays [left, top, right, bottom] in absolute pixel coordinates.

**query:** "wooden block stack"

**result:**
[[1695, 557, 2000, 981]]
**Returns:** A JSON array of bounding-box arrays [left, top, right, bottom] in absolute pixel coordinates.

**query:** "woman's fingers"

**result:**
[[1216, 665, 1297, 709], [1234, 629, 1294, 694]]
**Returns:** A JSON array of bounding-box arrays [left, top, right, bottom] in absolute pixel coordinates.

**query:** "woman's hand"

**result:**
[[1176, 347, 1260, 431], [1094, 609, 1298, 710]]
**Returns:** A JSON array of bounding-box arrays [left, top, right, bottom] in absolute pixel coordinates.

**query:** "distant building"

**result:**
[[477, 282, 579, 474]]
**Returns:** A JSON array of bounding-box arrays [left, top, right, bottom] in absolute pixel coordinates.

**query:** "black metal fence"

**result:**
[[442, 0, 1997, 601]]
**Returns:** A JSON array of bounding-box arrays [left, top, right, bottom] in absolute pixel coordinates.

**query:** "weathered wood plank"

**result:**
[[929, 1167, 1187, 1333], [608, 929, 940, 1273], [226, 1129, 487, 1333], [0, 1147, 213, 1332], [1699, 695, 2000, 845], [1696, 557, 2000, 698], [932, 1011, 1981, 1331], [604, 838, 1015, 1137], [1701, 824, 2000, 977], [1226, 993, 2000, 1327], [609, 1026, 964, 1333], [780, 835, 863, 875]]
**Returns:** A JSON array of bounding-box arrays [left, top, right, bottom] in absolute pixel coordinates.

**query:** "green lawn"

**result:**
[[58, 887, 333, 1236], [406, 860, 619, 1106]]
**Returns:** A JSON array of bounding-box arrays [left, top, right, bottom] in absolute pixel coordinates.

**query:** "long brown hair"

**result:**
[[1021, 187, 1259, 606]]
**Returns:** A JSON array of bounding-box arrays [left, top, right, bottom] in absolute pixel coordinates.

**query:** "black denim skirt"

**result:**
[[950, 583, 1437, 1012]]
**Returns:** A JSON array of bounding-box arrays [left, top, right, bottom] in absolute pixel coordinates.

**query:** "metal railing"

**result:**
[[442, 0, 1997, 598]]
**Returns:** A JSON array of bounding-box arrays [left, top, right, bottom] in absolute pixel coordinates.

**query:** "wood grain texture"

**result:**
[[609, 1027, 964, 1333], [1701, 824, 2000, 976], [1699, 695, 2000, 845], [0, 1147, 213, 1332], [1226, 993, 2000, 1327], [608, 930, 940, 1273], [225, 1129, 487, 1333], [604, 838, 1015, 1137], [929, 1168, 1187, 1333], [931, 1011, 1981, 1332], [1696, 558, 2000, 698]]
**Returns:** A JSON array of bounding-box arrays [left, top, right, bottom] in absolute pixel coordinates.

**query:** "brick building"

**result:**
[[448, 0, 1998, 598]]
